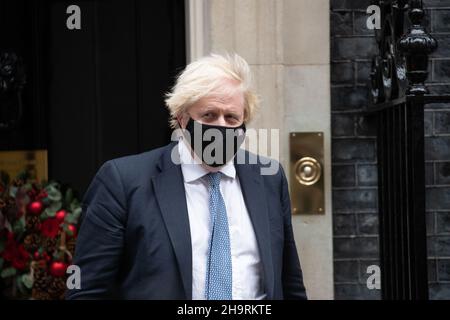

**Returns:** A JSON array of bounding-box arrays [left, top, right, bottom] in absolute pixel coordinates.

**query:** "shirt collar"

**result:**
[[178, 137, 236, 183]]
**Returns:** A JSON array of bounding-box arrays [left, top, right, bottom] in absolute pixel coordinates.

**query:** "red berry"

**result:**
[[49, 261, 68, 277], [55, 210, 66, 222], [28, 201, 43, 215], [67, 224, 77, 238]]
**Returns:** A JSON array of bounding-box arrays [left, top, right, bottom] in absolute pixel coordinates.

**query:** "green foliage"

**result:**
[[12, 216, 26, 235], [65, 206, 81, 224], [44, 201, 62, 217], [22, 183, 32, 192], [16, 275, 29, 295], [46, 182, 62, 202], [1, 267, 17, 278], [21, 273, 33, 289], [64, 188, 74, 206], [9, 186, 18, 198]]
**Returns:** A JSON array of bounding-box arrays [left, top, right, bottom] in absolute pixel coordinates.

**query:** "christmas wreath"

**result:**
[[0, 171, 81, 299]]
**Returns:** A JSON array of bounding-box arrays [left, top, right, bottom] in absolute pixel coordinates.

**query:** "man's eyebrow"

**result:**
[[199, 104, 242, 114], [200, 106, 218, 112]]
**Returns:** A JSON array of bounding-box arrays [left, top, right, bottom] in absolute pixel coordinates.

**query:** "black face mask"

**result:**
[[183, 118, 246, 167]]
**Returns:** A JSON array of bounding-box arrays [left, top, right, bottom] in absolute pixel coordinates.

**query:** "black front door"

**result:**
[[0, 0, 186, 196]]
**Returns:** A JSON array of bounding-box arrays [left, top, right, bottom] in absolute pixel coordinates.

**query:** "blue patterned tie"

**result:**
[[205, 172, 232, 300]]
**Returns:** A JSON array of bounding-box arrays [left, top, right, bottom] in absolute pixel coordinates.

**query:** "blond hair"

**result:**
[[165, 53, 259, 128]]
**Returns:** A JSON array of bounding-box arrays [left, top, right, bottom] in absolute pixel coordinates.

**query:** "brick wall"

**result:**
[[330, 0, 450, 299], [425, 0, 450, 299]]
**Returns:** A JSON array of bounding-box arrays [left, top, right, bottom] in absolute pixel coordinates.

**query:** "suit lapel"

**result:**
[[152, 143, 274, 300], [152, 142, 193, 299], [235, 158, 275, 299]]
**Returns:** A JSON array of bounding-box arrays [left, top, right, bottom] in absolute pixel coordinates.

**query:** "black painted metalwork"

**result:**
[[368, 0, 450, 300]]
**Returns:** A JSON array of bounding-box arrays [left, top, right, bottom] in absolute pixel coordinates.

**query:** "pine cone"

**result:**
[[48, 277, 67, 300], [66, 238, 77, 256], [23, 233, 41, 252], [4, 197, 17, 222], [31, 289, 52, 300], [25, 215, 40, 231], [43, 237, 57, 254], [32, 261, 67, 300], [32, 262, 52, 299]]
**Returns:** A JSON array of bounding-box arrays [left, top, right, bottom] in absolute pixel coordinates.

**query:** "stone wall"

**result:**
[[191, 0, 334, 299]]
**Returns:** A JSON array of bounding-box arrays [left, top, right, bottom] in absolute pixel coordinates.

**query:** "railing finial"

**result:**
[[398, 0, 437, 95]]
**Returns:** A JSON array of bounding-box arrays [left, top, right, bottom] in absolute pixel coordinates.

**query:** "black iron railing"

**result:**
[[367, 0, 450, 300]]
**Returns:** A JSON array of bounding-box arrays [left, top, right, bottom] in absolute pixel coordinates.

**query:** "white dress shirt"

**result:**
[[178, 138, 266, 300]]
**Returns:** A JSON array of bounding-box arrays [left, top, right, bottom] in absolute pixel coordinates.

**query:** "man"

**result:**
[[66, 53, 307, 300]]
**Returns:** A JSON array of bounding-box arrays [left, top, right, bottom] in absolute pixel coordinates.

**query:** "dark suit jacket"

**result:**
[[66, 142, 307, 299]]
